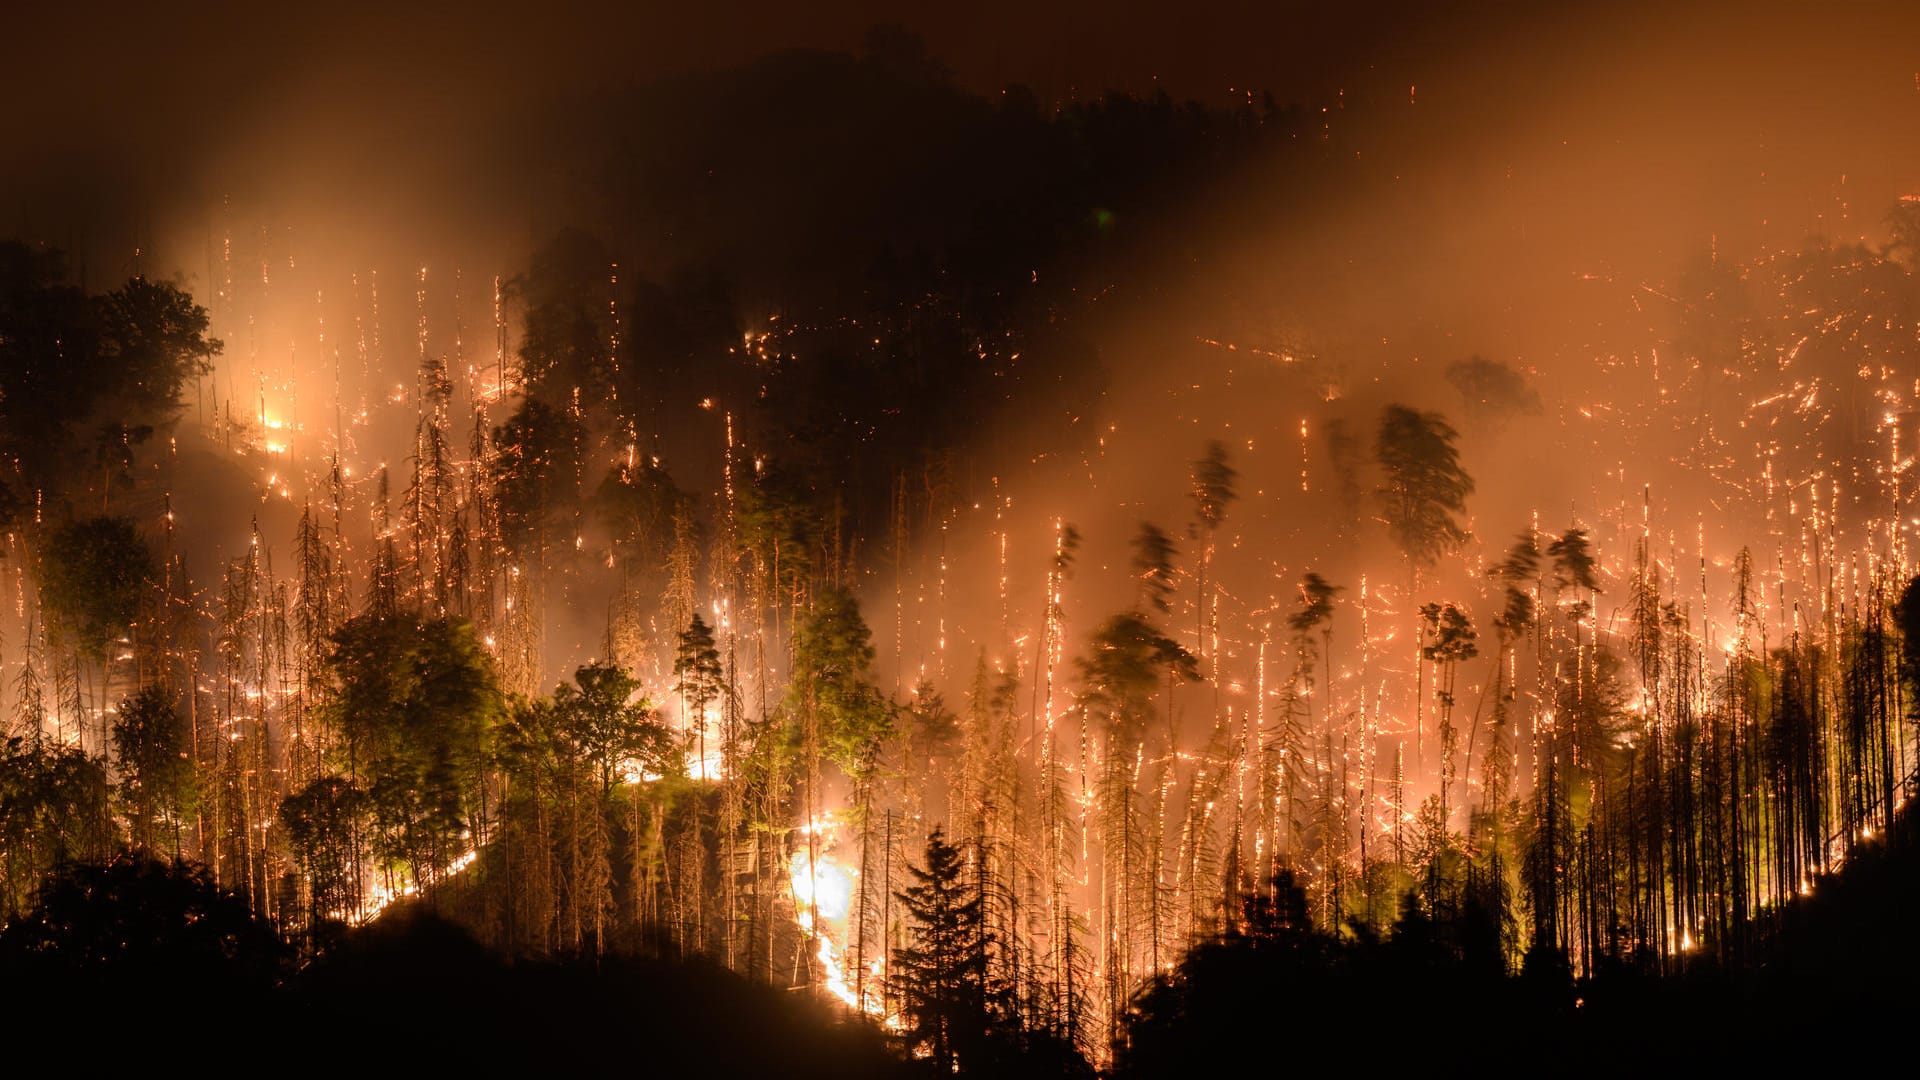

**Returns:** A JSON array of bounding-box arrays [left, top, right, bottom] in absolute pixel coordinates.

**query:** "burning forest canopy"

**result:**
[[6, 2, 1920, 1072]]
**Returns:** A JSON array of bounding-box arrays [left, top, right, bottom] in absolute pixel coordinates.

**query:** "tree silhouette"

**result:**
[[509, 228, 619, 403], [890, 826, 997, 1073], [1888, 196, 1920, 266], [1445, 355, 1540, 426], [1546, 529, 1598, 595], [281, 776, 368, 933], [1079, 613, 1199, 748], [1377, 404, 1473, 792], [0, 244, 219, 502], [0, 854, 281, 1000], [0, 734, 114, 917], [675, 613, 726, 764], [1130, 523, 1178, 615], [1189, 441, 1237, 664], [1375, 405, 1474, 575], [490, 398, 585, 560], [1420, 601, 1478, 823]]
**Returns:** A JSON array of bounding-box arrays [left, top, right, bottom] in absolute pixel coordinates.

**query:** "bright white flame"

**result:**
[[790, 846, 853, 923]]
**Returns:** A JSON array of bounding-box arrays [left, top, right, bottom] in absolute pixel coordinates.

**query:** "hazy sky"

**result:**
[[6, 1, 1919, 276], [7, 0, 1917, 687]]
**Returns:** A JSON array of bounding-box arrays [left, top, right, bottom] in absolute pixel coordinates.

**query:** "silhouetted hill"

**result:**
[[289, 909, 910, 1075]]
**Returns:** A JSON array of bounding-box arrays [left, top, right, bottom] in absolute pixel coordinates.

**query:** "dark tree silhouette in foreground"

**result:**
[[0, 854, 282, 1000], [892, 826, 994, 1073], [890, 827, 1089, 1076]]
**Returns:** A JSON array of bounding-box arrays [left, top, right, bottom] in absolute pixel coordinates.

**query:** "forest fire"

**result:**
[[6, 3, 1920, 1074], [791, 840, 854, 925]]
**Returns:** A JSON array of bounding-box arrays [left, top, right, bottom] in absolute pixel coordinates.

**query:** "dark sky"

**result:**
[[5, 1, 1920, 277]]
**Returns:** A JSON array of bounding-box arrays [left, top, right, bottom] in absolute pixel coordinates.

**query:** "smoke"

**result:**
[[7, 0, 1920, 719]]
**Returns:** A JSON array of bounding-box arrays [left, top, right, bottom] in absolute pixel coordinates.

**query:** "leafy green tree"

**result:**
[[38, 516, 153, 662], [321, 612, 504, 886], [736, 460, 829, 605], [904, 680, 960, 774], [788, 586, 893, 963], [557, 661, 675, 793], [547, 661, 674, 954], [494, 694, 569, 953], [109, 686, 196, 855], [790, 586, 894, 778]]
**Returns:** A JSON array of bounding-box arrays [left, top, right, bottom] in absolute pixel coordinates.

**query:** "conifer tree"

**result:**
[[674, 613, 724, 768], [1375, 406, 1473, 575], [892, 827, 998, 1074]]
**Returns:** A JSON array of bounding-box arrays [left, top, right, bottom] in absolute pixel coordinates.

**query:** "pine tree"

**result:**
[[1374, 406, 1474, 575], [1419, 602, 1478, 824], [891, 827, 998, 1074], [674, 612, 724, 769], [1376, 405, 1473, 788]]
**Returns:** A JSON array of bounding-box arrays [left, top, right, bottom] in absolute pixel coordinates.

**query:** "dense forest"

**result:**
[[4, 36, 1920, 1074]]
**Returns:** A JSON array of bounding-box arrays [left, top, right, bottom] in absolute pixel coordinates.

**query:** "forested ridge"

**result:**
[[3, 36, 1920, 1075]]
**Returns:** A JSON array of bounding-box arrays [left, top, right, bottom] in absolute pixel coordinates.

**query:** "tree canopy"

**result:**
[[0, 244, 218, 506], [37, 516, 153, 661], [1375, 404, 1474, 573], [322, 612, 504, 880]]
